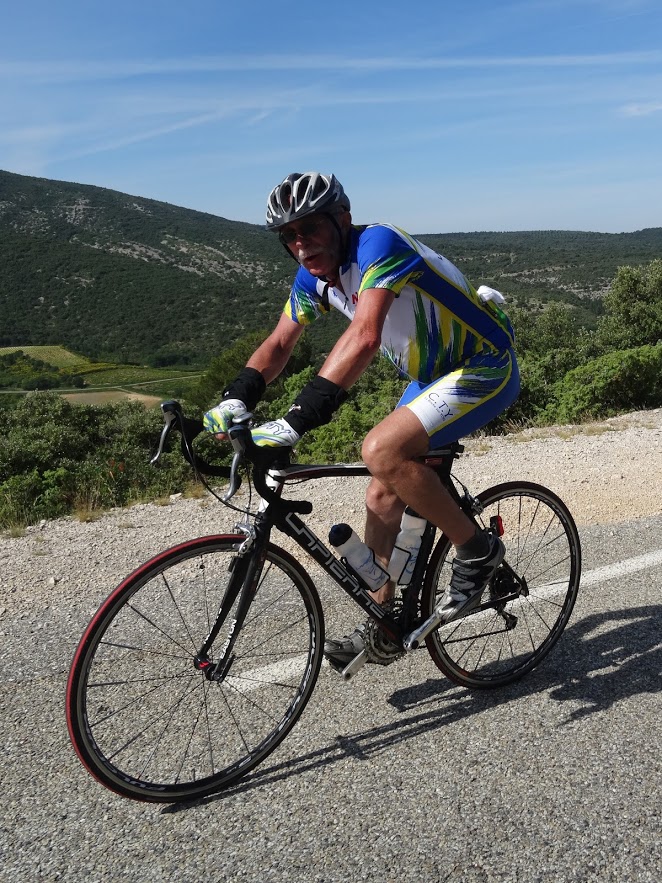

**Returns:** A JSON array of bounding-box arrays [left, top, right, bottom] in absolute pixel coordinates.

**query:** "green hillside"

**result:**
[[1, 169, 660, 366], [0, 169, 293, 365]]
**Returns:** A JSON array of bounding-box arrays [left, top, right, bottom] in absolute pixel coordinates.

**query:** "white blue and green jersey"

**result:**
[[283, 223, 515, 384]]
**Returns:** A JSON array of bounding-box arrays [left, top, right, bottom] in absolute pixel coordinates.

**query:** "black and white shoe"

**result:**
[[438, 534, 505, 623], [323, 625, 365, 670]]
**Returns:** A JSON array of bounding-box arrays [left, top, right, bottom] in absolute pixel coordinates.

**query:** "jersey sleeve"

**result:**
[[282, 266, 330, 325], [357, 225, 423, 296]]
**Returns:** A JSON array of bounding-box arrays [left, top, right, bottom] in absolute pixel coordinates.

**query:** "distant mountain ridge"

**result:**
[[1, 168, 659, 365], [0, 169, 295, 365]]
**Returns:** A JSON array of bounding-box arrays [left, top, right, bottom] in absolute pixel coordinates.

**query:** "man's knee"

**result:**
[[362, 426, 394, 477], [363, 410, 428, 478], [365, 478, 400, 515]]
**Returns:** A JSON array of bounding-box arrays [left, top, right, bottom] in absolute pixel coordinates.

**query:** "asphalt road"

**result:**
[[1, 516, 660, 883]]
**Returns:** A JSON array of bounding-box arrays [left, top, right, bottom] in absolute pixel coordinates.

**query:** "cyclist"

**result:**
[[204, 171, 520, 669]]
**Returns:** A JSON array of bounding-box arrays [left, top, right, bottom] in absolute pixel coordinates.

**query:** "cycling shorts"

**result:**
[[397, 347, 520, 447]]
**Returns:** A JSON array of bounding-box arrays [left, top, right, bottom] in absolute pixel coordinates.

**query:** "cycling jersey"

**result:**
[[283, 223, 515, 384]]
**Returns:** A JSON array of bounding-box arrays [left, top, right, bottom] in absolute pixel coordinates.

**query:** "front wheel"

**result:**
[[66, 536, 324, 802], [422, 482, 581, 689]]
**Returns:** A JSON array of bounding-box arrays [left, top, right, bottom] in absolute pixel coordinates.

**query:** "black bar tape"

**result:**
[[283, 375, 348, 436], [222, 367, 266, 411]]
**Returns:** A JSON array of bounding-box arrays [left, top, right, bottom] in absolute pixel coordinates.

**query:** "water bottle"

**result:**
[[387, 508, 427, 586], [328, 524, 389, 591]]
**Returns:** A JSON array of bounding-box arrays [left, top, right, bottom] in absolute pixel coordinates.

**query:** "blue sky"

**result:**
[[1, 0, 661, 233]]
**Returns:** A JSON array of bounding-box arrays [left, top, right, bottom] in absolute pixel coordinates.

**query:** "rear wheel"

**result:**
[[422, 482, 581, 688], [66, 536, 323, 802]]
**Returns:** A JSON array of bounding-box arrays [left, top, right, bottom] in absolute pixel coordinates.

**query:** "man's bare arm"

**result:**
[[246, 312, 305, 384], [318, 288, 395, 389]]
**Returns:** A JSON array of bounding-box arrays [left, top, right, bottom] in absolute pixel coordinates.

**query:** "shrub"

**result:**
[[546, 343, 662, 423], [0, 391, 198, 528]]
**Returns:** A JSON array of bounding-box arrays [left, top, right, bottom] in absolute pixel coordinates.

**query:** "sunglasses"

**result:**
[[278, 216, 327, 245]]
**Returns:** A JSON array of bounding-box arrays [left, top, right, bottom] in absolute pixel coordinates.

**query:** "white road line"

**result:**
[[225, 656, 307, 695], [523, 547, 662, 603], [225, 549, 662, 691], [579, 548, 662, 587]]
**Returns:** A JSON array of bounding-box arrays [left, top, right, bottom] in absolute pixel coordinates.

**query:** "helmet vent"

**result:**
[[266, 171, 350, 229]]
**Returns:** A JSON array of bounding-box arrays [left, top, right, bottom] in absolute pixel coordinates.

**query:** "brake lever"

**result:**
[[220, 412, 254, 502], [222, 452, 242, 502], [150, 406, 178, 465]]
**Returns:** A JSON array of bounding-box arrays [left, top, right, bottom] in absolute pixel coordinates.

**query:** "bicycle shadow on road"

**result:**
[[545, 602, 662, 721], [388, 603, 661, 720], [163, 603, 660, 813]]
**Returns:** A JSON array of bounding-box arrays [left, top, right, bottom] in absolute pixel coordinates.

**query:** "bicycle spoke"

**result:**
[[104, 676, 203, 763], [125, 601, 194, 657], [88, 673, 193, 726], [161, 571, 199, 652], [67, 538, 322, 801], [424, 483, 580, 688]]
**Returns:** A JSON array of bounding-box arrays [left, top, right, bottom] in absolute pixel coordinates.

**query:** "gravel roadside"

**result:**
[[1, 407, 661, 619], [0, 408, 660, 883]]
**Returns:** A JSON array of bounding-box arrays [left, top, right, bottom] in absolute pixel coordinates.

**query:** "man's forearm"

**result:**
[[246, 342, 291, 384], [318, 326, 381, 389]]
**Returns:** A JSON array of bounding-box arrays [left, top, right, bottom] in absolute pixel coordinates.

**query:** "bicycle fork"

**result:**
[[194, 527, 269, 682]]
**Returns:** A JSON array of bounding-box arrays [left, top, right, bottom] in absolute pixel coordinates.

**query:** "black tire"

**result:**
[[66, 535, 324, 802], [422, 482, 581, 689]]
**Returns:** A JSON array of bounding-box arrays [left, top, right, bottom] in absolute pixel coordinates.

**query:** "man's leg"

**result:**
[[362, 407, 504, 622], [323, 410, 489, 668], [361, 414, 478, 605], [363, 478, 404, 605], [324, 351, 518, 664], [362, 407, 477, 544], [363, 347, 519, 548]]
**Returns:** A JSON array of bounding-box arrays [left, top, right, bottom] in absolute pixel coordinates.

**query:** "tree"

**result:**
[[188, 328, 315, 413], [597, 260, 662, 351], [504, 303, 599, 422]]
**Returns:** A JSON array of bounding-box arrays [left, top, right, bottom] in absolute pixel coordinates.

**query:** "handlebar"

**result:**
[[151, 401, 312, 515]]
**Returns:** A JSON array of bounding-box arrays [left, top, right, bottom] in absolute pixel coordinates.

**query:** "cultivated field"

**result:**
[[1, 345, 202, 405], [61, 390, 164, 407], [0, 344, 92, 369]]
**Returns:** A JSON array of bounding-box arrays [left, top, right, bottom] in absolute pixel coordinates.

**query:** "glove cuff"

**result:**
[[284, 375, 348, 436], [222, 367, 266, 411]]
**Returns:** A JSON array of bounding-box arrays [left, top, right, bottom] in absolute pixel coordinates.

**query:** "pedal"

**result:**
[[325, 649, 368, 681], [341, 650, 368, 680]]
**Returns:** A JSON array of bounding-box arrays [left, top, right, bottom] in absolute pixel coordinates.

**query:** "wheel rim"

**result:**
[[70, 541, 321, 799], [425, 484, 581, 686]]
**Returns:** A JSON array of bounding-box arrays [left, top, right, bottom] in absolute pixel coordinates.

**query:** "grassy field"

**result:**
[[61, 390, 164, 407], [75, 366, 202, 386], [0, 345, 202, 405], [0, 344, 93, 369]]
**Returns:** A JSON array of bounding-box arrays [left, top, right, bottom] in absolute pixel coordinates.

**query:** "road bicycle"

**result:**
[[66, 401, 582, 803]]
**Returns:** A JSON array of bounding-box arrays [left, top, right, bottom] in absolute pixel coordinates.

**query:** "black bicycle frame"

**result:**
[[196, 448, 464, 674], [277, 509, 405, 643]]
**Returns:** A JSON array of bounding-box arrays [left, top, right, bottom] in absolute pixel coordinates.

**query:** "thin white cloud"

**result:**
[[621, 100, 662, 115], [508, 0, 654, 13], [1, 50, 660, 83], [0, 123, 83, 145], [3, 67, 658, 172]]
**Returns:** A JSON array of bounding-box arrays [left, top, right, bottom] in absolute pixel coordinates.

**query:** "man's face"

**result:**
[[278, 212, 347, 279]]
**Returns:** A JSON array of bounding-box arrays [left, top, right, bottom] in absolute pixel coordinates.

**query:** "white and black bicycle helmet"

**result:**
[[266, 171, 350, 229]]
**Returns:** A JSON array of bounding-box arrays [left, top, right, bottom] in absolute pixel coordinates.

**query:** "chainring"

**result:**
[[363, 617, 405, 666]]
